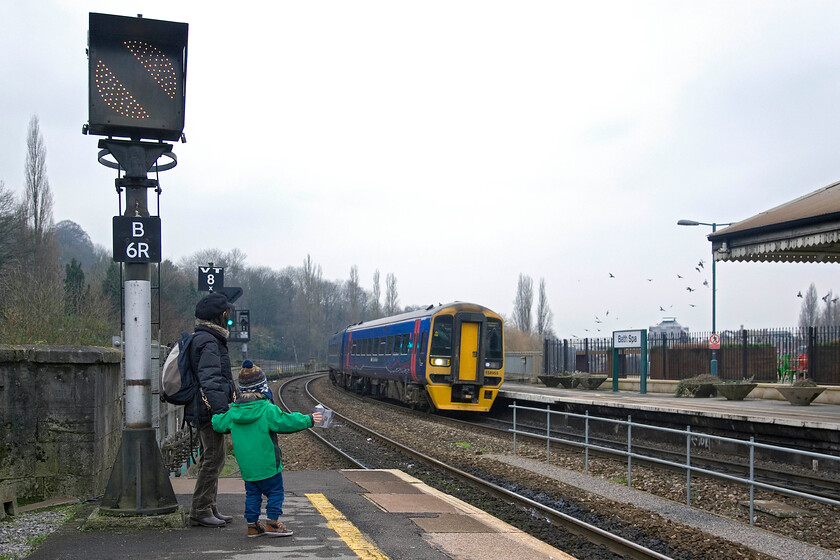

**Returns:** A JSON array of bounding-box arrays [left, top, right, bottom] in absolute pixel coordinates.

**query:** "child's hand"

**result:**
[[312, 411, 323, 425]]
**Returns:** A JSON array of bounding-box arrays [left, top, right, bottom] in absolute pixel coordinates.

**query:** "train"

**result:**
[[327, 302, 504, 412]]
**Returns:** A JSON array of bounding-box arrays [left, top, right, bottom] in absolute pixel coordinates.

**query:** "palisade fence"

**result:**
[[544, 326, 840, 385]]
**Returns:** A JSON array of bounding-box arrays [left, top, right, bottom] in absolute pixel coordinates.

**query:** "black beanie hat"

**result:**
[[195, 292, 233, 320]]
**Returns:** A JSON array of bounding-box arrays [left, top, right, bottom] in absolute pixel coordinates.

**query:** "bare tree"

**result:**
[[535, 277, 554, 337], [178, 248, 247, 282], [513, 273, 533, 332], [371, 269, 381, 319], [347, 265, 361, 322], [0, 180, 22, 270], [384, 272, 399, 315], [798, 283, 819, 329], [24, 115, 54, 250]]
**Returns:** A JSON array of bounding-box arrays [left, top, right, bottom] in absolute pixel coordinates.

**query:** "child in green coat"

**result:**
[[212, 390, 321, 537]]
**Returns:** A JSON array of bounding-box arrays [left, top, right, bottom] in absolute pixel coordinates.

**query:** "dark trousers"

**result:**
[[244, 471, 285, 522], [190, 422, 225, 518]]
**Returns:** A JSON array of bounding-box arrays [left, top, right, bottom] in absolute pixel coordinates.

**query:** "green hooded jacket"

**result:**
[[212, 395, 313, 482]]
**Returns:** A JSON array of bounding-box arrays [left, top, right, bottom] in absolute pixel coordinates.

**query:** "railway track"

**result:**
[[320, 377, 840, 502], [278, 373, 674, 560]]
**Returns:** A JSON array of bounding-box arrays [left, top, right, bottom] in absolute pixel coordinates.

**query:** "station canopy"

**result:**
[[708, 180, 840, 264]]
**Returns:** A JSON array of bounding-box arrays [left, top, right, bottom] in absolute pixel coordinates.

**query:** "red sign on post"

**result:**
[[709, 334, 721, 349]]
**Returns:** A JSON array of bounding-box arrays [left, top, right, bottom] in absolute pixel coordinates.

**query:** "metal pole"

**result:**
[[546, 405, 551, 463], [584, 410, 589, 474], [711, 223, 718, 376], [99, 140, 177, 516], [749, 436, 755, 526], [686, 426, 691, 506], [627, 415, 632, 488]]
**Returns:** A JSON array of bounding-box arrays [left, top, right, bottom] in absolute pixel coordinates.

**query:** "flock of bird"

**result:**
[[796, 290, 839, 304], [572, 259, 711, 338]]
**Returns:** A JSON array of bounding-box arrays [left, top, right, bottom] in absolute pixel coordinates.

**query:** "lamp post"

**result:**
[[677, 219, 733, 376]]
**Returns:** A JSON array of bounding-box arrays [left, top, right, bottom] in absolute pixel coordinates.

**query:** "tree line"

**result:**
[[1, 115, 548, 361]]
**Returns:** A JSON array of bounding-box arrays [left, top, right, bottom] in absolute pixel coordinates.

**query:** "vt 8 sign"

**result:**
[[112, 216, 161, 263]]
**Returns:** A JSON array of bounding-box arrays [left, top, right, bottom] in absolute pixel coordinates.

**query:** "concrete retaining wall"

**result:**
[[0, 345, 122, 506]]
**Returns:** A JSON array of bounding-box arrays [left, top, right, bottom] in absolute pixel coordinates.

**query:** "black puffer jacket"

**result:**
[[185, 324, 236, 426]]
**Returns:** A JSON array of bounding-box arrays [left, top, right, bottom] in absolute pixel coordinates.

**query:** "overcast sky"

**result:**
[[3, 1, 840, 337]]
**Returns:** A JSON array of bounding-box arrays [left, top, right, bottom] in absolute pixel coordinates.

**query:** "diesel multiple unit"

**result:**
[[327, 302, 504, 412]]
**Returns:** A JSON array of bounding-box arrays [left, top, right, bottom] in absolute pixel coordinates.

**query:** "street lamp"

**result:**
[[677, 219, 734, 376]]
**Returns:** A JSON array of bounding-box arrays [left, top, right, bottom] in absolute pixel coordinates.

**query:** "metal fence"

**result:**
[[544, 326, 840, 385], [510, 402, 840, 525]]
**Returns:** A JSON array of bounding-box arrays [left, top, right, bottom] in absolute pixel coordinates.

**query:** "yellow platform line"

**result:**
[[306, 493, 390, 560]]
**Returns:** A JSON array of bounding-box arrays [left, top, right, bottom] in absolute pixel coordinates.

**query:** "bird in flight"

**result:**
[[797, 291, 803, 298], [677, 274, 683, 279], [703, 279, 709, 287], [659, 306, 666, 312], [647, 278, 653, 282], [686, 287, 695, 292], [698, 260, 705, 269], [695, 267, 701, 273], [689, 304, 696, 307], [823, 293, 831, 302], [609, 273, 615, 278]]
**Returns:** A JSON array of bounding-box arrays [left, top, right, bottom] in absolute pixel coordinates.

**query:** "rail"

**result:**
[[509, 401, 840, 525]]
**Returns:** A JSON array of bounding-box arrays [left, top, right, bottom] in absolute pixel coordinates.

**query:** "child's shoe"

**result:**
[[265, 519, 293, 537], [247, 521, 266, 538]]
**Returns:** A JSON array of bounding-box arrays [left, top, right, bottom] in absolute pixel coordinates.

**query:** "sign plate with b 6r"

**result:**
[[113, 216, 161, 263]]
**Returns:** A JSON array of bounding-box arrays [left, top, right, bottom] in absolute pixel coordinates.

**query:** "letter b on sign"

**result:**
[[113, 216, 161, 263]]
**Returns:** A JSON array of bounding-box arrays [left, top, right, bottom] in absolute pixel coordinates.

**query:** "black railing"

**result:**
[[544, 326, 840, 385]]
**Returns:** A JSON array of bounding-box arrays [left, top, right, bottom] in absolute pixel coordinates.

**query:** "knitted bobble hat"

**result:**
[[238, 363, 267, 391]]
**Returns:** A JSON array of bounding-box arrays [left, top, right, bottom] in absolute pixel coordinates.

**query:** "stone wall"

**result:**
[[0, 345, 122, 505]]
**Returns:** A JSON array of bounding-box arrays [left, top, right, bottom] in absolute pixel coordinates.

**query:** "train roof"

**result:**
[[340, 302, 500, 333]]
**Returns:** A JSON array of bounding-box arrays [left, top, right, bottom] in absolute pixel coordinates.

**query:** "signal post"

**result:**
[[85, 12, 188, 516]]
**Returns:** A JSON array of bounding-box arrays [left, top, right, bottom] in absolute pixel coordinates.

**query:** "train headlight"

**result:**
[[431, 358, 450, 367], [485, 361, 501, 370]]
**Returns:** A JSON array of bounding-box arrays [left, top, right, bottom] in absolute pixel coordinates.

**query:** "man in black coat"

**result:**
[[188, 292, 238, 528]]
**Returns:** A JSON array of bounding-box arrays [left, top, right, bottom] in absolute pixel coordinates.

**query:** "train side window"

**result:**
[[430, 315, 453, 357], [404, 334, 411, 354], [387, 335, 395, 355], [351, 341, 357, 356], [379, 338, 387, 355], [366, 338, 372, 355]]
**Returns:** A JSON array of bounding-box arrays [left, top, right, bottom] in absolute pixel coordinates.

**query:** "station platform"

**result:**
[[26, 469, 572, 560]]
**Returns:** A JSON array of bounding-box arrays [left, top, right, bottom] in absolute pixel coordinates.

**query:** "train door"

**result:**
[[458, 322, 479, 382], [451, 312, 486, 403]]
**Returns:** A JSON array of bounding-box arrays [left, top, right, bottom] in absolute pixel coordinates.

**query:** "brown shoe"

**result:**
[[264, 519, 293, 537], [247, 521, 266, 538]]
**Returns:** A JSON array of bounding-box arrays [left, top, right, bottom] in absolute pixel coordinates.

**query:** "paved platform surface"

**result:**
[[500, 382, 840, 430], [26, 469, 572, 560]]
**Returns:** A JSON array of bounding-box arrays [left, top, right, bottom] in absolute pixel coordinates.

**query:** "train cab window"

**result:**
[[386, 335, 395, 354], [430, 315, 453, 361], [486, 319, 504, 368]]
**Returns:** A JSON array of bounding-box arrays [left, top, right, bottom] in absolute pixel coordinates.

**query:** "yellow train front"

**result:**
[[328, 302, 504, 412]]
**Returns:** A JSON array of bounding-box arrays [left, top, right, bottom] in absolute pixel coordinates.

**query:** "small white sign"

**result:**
[[613, 330, 644, 348]]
